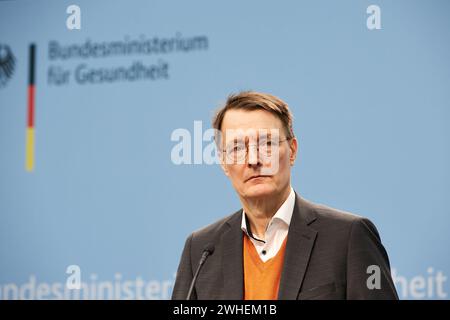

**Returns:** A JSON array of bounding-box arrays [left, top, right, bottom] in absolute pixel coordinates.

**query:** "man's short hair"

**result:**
[[212, 91, 295, 145]]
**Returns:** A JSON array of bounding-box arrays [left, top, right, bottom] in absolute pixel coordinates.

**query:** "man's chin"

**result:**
[[243, 184, 275, 198]]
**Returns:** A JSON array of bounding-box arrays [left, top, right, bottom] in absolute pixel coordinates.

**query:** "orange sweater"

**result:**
[[243, 234, 288, 300]]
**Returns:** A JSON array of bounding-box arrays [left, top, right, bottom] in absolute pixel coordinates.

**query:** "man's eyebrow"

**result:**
[[227, 132, 278, 143], [225, 137, 241, 145]]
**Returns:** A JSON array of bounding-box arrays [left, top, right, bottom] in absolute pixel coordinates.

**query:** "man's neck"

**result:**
[[241, 186, 292, 239]]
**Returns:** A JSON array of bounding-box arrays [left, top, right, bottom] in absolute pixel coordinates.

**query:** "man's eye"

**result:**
[[228, 145, 243, 152]]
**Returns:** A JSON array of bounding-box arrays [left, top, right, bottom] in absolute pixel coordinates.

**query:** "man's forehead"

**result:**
[[223, 128, 281, 141], [221, 109, 284, 130]]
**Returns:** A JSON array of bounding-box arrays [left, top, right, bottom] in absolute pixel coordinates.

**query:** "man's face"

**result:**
[[220, 109, 297, 199]]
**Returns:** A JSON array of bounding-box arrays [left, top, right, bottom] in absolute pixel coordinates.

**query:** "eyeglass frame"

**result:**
[[221, 136, 292, 164]]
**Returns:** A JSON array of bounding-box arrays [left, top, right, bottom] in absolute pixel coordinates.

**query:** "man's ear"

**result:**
[[216, 135, 230, 177], [289, 137, 298, 166], [220, 154, 230, 177]]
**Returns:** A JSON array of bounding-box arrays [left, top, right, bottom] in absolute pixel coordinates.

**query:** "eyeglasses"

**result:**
[[222, 137, 291, 163]]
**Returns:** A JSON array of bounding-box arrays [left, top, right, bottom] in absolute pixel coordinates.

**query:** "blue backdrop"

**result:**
[[0, 0, 449, 299]]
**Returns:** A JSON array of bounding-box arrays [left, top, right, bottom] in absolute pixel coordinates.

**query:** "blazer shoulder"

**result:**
[[299, 196, 367, 227], [298, 196, 383, 244], [189, 209, 241, 242]]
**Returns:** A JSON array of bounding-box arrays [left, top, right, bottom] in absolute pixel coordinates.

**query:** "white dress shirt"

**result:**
[[240, 187, 295, 262]]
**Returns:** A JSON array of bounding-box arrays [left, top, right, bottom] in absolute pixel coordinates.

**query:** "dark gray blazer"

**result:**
[[172, 193, 399, 300]]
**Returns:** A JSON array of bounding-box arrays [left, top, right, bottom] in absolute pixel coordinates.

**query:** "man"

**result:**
[[172, 91, 398, 300]]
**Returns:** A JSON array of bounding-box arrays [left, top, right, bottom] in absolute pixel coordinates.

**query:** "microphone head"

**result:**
[[203, 243, 215, 255]]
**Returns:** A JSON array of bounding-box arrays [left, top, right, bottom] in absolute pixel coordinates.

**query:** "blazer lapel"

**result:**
[[278, 194, 318, 300], [221, 210, 244, 299]]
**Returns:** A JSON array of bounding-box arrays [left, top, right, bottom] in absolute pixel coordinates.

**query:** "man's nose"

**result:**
[[247, 144, 260, 166]]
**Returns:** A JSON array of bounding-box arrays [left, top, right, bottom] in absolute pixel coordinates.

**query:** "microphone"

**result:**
[[186, 243, 215, 300]]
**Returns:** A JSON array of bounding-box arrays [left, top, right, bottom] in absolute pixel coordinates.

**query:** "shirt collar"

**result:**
[[240, 187, 295, 239]]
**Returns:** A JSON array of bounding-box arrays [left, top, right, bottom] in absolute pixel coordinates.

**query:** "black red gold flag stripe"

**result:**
[[26, 44, 36, 171]]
